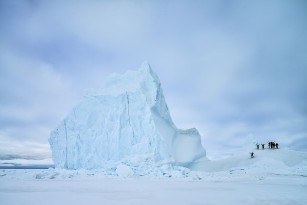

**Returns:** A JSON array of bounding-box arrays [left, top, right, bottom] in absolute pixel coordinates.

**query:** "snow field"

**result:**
[[1, 172, 307, 205]]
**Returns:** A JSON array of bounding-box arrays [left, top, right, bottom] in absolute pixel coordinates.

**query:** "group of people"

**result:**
[[256, 143, 265, 150], [250, 141, 280, 158], [268, 141, 279, 149], [256, 141, 279, 150]]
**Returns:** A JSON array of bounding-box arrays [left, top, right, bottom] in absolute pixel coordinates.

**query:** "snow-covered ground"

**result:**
[[1, 175, 306, 205], [1, 148, 307, 205]]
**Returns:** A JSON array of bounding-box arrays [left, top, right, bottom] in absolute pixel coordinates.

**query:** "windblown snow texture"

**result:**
[[49, 62, 206, 169]]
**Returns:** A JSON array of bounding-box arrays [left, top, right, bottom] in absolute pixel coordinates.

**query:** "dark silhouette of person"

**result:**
[[261, 144, 265, 149], [276, 143, 279, 149], [250, 152, 254, 158], [256, 144, 260, 149]]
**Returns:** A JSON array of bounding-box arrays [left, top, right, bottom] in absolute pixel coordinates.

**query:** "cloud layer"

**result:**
[[0, 0, 307, 159]]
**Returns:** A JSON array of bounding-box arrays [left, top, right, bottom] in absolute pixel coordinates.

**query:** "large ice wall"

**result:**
[[49, 62, 206, 169]]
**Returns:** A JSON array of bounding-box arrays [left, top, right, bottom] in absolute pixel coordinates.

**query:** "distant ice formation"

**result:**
[[49, 62, 206, 169]]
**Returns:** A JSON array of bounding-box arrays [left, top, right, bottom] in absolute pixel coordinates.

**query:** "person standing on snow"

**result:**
[[250, 152, 254, 158]]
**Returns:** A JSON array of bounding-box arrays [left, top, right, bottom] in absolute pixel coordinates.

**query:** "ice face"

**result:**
[[49, 62, 206, 169]]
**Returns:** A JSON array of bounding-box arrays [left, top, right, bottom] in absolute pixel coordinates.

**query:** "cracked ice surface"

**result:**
[[49, 62, 206, 169]]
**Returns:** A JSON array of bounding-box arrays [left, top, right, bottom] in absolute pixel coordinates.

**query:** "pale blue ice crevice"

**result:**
[[64, 119, 68, 169], [126, 92, 136, 145]]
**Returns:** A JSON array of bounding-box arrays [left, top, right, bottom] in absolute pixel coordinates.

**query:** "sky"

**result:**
[[0, 0, 307, 160]]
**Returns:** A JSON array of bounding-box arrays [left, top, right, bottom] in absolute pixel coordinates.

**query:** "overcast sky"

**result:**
[[0, 0, 307, 160]]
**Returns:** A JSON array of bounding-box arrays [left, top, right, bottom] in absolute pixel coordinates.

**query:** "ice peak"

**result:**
[[90, 62, 160, 97], [139, 61, 152, 72], [138, 61, 160, 84]]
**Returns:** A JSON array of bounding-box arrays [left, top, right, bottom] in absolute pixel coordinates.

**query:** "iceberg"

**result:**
[[49, 62, 206, 169]]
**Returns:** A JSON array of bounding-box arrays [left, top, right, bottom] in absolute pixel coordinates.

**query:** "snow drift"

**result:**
[[191, 148, 307, 174], [49, 62, 206, 169]]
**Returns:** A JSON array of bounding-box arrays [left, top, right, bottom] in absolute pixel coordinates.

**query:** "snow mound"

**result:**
[[49, 62, 206, 169], [116, 164, 134, 177], [191, 148, 307, 175]]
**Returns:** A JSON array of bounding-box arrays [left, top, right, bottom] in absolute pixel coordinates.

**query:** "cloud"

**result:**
[[0, 134, 51, 159], [0, 47, 77, 155], [0, 0, 307, 159]]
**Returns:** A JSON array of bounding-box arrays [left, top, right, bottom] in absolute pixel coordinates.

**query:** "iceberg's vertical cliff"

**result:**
[[49, 62, 206, 169]]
